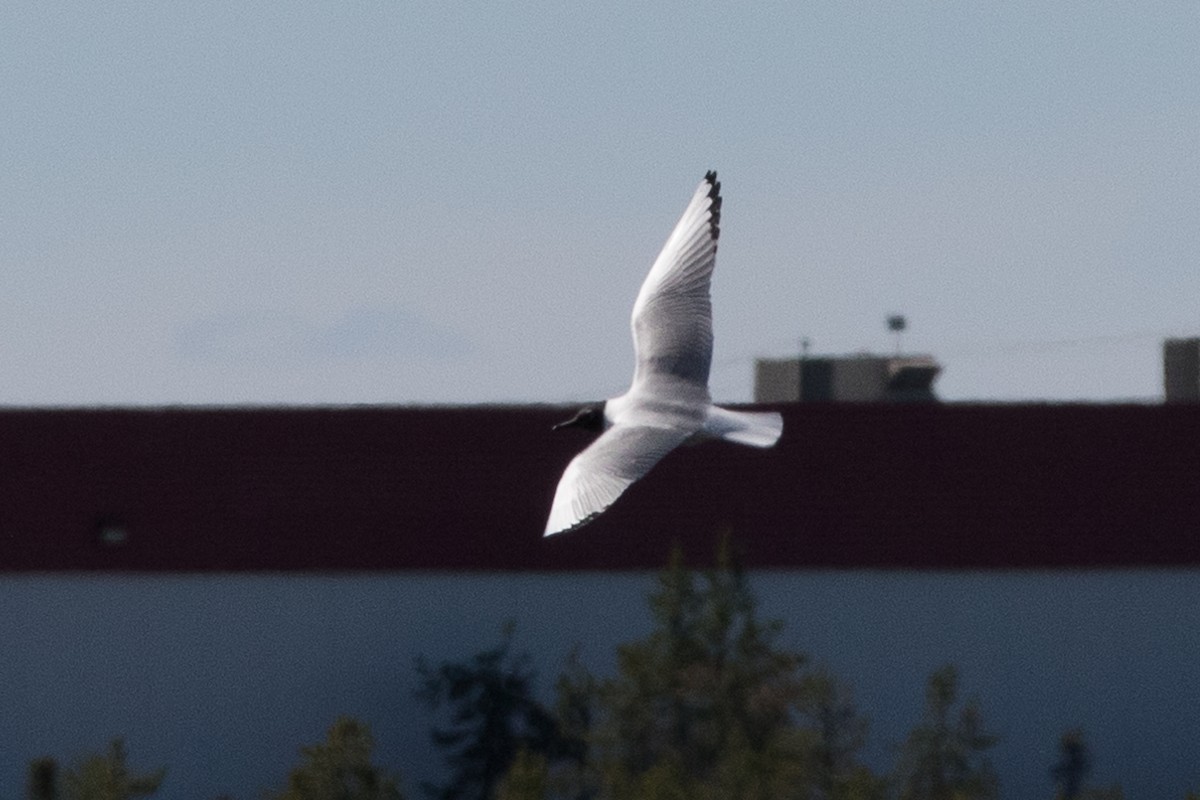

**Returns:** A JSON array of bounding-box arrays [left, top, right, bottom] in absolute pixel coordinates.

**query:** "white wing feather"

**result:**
[[630, 173, 721, 388], [544, 424, 691, 536]]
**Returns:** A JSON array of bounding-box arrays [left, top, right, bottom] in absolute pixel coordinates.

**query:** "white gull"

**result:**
[[544, 171, 783, 536]]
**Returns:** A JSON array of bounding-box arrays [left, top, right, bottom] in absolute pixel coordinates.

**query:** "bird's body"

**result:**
[[544, 172, 782, 536]]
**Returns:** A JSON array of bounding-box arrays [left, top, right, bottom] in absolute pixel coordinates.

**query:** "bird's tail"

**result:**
[[704, 406, 783, 448]]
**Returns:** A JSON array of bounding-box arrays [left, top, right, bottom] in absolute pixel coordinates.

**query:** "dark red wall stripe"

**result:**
[[1, 404, 1198, 571]]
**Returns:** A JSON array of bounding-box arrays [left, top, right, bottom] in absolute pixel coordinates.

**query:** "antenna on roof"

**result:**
[[798, 337, 811, 399], [887, 314, 907, 356]]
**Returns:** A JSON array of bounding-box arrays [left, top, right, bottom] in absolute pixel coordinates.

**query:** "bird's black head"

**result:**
[[552, 404, 605, 432]]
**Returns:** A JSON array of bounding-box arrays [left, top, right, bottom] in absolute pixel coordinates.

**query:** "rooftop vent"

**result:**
[[1164, 338, 1200, 403]]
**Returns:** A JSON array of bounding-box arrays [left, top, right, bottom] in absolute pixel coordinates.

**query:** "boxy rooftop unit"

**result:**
[[754, 354, 941, 403], [1164, 338, 1200, 403]]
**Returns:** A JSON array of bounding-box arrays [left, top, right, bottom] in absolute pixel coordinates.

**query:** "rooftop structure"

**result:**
[[754, 354, 942, 403], [1164, 337, 1200, 403]]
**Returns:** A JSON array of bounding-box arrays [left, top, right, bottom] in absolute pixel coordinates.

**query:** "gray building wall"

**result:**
[[830, 356, 892, 402], [753, 358, 803, 403], [3, 572, 1199, 800]]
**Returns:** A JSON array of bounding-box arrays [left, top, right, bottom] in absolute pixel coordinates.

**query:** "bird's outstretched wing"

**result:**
[[630, 171, 721, 388], [544, 424, 691, 536]]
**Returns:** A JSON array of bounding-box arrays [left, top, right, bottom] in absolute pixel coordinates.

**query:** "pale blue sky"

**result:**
[[4, 3, 1198, 404]]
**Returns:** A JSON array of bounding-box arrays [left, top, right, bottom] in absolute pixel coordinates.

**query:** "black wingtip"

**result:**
[[704, 170, 722, 243]]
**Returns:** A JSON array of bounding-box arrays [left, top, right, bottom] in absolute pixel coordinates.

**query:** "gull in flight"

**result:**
[[544, 171, 783, 536]]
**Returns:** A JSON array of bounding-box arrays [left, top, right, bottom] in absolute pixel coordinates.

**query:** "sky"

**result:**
[[3, 3, 1199, 406]]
